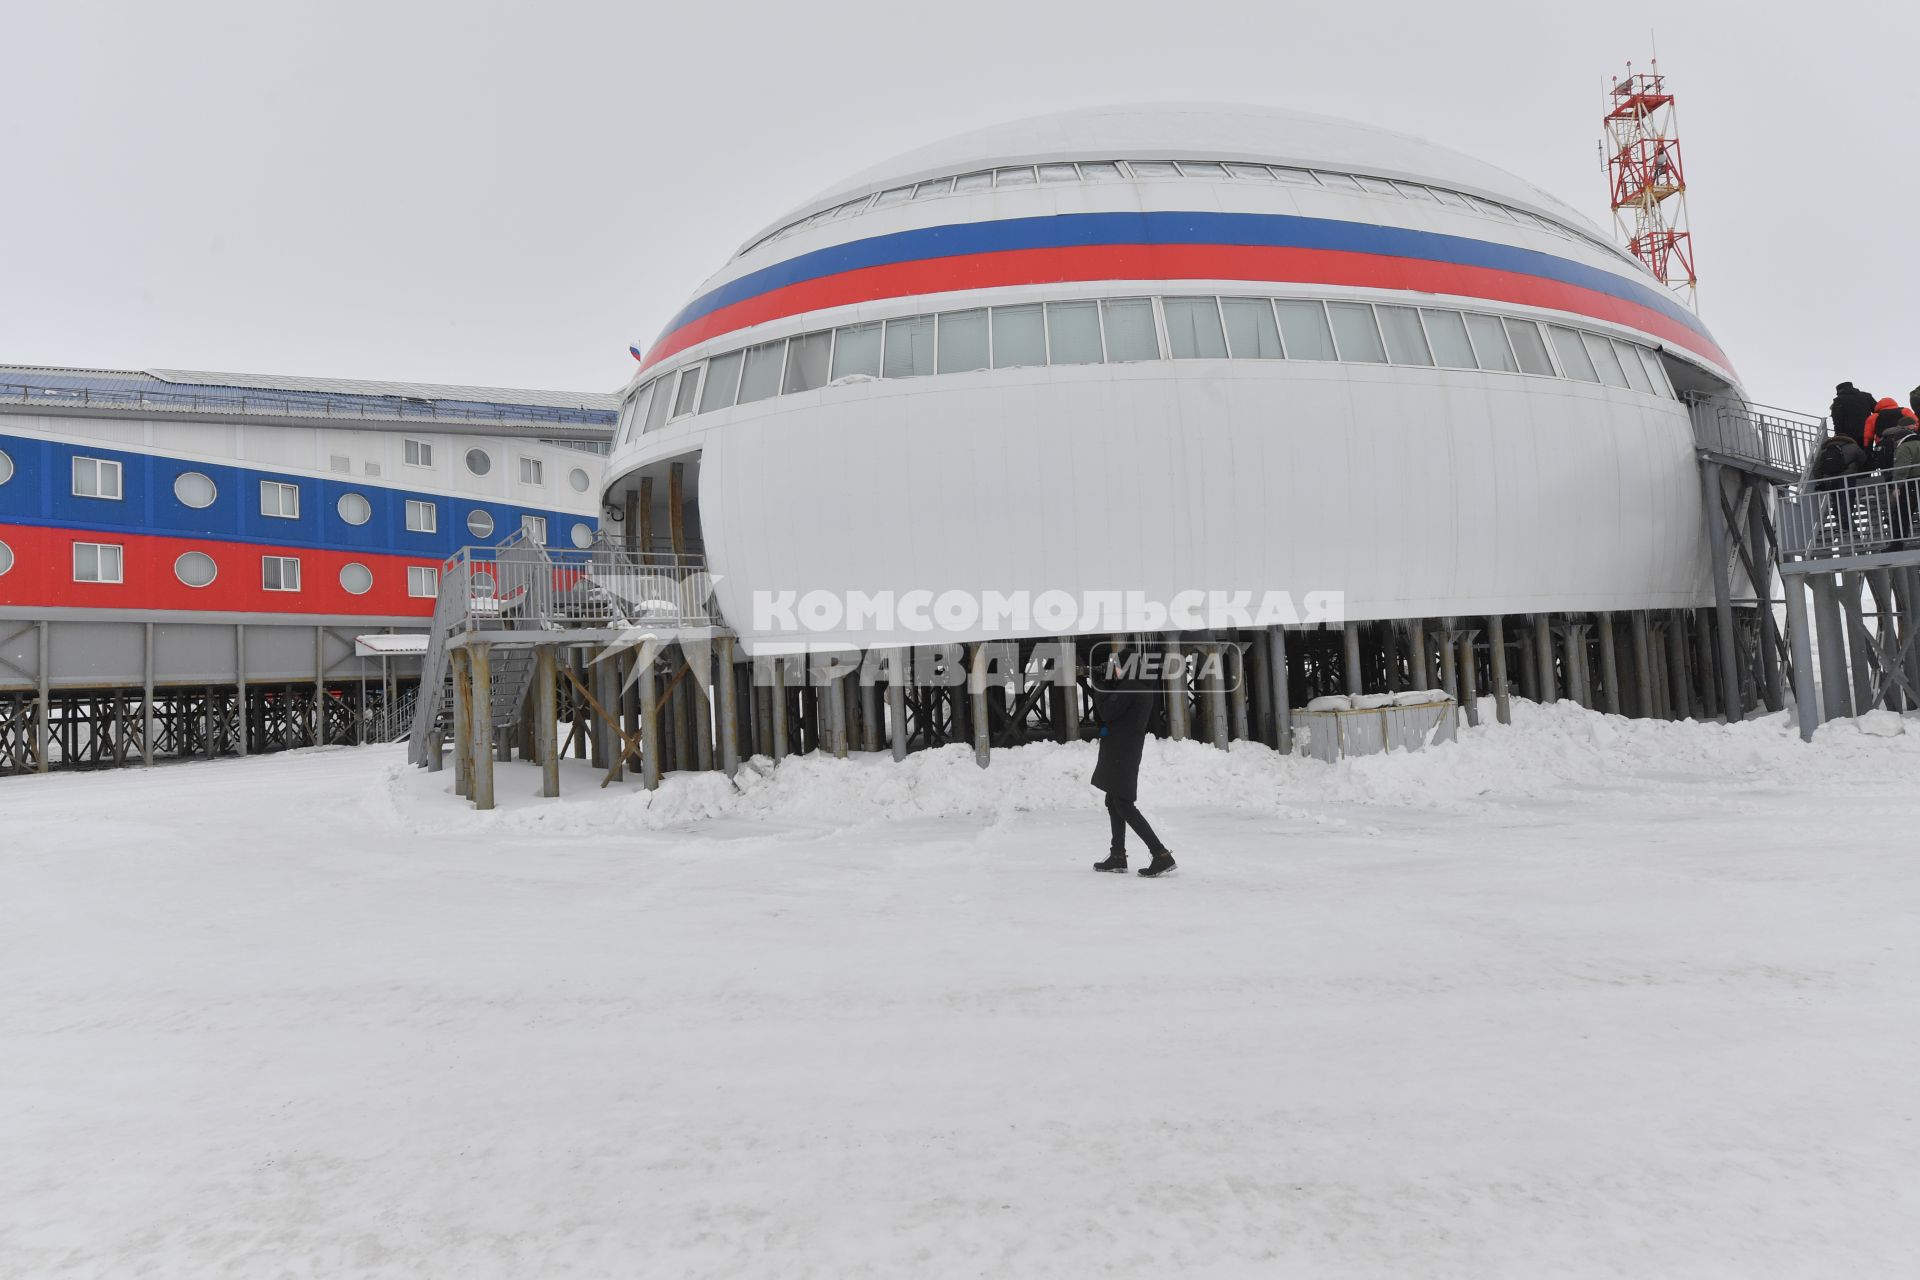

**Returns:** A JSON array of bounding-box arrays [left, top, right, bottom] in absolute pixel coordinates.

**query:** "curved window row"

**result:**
[[618, 295, 1677, 445], [741, 158, 1633, 271]]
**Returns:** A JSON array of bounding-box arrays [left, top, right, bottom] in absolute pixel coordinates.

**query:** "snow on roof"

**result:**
[[147, 368, 621, 412], [773, 101, 1599, 240], [354, 633, 430, 656]]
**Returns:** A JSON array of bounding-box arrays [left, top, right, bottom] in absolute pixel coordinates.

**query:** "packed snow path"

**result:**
[[4, 701, 1919, 1278]]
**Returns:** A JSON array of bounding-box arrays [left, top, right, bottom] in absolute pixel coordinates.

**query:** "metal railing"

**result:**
[[1685, 393, 1825, 481], [367, 688, 420, 744], [441, 529, 718, 636], [0, 379, 615, 430], [1775, 471, 1920, 562]]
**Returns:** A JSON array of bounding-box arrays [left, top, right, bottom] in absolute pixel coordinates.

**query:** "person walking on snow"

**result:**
[[1090, 642, 1177, 878]]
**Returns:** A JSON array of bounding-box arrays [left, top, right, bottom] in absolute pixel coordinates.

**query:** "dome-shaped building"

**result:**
[[603, 103, 1738, 663]]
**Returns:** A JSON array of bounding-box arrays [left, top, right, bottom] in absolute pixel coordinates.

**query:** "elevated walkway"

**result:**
[[407, 528, 734, 807]]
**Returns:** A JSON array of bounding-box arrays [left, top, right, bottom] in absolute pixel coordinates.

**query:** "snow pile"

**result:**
[[383, 696, 1920, 835]]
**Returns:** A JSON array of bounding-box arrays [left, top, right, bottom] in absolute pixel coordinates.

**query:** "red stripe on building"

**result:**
[[640, 243, 1731, 373], [0, 524, 441, 617]]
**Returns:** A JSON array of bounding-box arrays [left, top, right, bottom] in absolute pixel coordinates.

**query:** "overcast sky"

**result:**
[[3, 0, 1912, 411]]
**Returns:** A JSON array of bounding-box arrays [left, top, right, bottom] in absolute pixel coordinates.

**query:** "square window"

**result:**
[[1465, 313, 1519, 372], [990, 305, 1046, 369], [519, 457, 544, 486], [882, 317, 935, 378], [522, 515, 547, 545], [782, 331, 832, 393], [408, 565, 439, 598], [1220, 298, 1283, 359], [260, 480, 300, 519], [263, 556, 301, 591], [936, 310, 989, 374], [1045, 301, 1104, 365], [829, 323, 883, 381], [1376, 305, 1434, 366], [71, 456, 123, 500], [700, 351, 745, 410], [736, 341, 787, 403], [405, 499, 437, 533], [404, 438, 433, 467], [73, 542, 124, 583]]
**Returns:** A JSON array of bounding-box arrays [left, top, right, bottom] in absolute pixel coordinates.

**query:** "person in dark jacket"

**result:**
[[1832, 382, 1878, 446], [1090, 642, 1176, 878]]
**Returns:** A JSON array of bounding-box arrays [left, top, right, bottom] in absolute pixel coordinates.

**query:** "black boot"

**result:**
[[1093, 851, 1128, 873], [1137, 851, 1177, 878]]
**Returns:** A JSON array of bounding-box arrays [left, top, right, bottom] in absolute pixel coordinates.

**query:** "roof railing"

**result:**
[[0, 379, 614, 429]]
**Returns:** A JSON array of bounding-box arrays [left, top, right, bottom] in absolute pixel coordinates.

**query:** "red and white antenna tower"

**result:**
[[1603, 57, 1697, 307]]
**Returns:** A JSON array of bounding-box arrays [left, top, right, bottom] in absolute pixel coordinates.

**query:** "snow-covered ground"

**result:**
[[4, 701, 1919, 1278]]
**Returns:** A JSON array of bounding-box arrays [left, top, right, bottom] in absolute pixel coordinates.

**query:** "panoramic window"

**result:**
[[1465, 313, 1520, 372], [1613, 339, 1655, 394], [173, 471, 217, 509], [1164, 297, 1228, 359], [671, 367, 702, 417], [1045, 301, 1104, 365], [936, 310, 989, 374], [990, 305, 1046, 369], [260, 480, 300, 519], [643, 376, 674, 430], [700, 351, 744, 411], [1420, 309, 1478, 369], [1274, 300, 1337, 361], [72, 456, 123, 500], [1221, 298, 1284, 359], [1376, 305, 1434, 366], [1327, 302, 1388, 363], [1101, 299, 1160, 362], [1582, 332, 1632, 388], [782, 331, 832, 393], [737, 340, 787, 403], [74, 542, 124, 583], [883, 317, 935, 378], [262, 555, 301, 592], [952, 171, 994, 193], [1504, 319, 1557, 376], [829, 323, 882, 381], [1548, 326, 1600, 382]]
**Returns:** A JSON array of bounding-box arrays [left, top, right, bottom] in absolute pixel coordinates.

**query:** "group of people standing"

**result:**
[[1811, 383, 1920, 544]]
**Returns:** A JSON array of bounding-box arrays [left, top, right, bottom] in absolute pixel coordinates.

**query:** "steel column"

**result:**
[[1534, 615, 1557, 703], [638, 653, 662, 791], [1597, 614, 1621, 716], [1782, 574, 1820, 742], [1267, 627, 1292, 754], [969, 644, 991, 768], [1702, 462, 1743, 722], [1488, 615, 1511, 725], [716, 635, 740, 777], [1809, 575, 1851, 722], [1342, 622, 1363, 696], [535, 645, 559, 798], [469, 644, 495, 811]]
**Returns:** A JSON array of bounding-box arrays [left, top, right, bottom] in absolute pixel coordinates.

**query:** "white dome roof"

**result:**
[[779, 101, 1599, 239]]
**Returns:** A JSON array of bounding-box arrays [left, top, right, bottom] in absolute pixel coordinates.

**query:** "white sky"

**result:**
[[3, 0, 1914, 412]]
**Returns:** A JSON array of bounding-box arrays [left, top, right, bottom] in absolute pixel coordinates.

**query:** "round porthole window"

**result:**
[[570, 522, 593, 549], [173, 471, 217, 509], [467, 509, 494, 539], [465, 448, 492, 476], [569, 467, 591, 493], [337, 492, 372, 525], [0, 540, 12, 576], [339, 562, 374, 595], [0, 449, 13, 486], [174, 551, 217, 587]]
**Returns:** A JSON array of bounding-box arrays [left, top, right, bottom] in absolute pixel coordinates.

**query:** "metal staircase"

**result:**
[[406, 527, 720, 768]]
